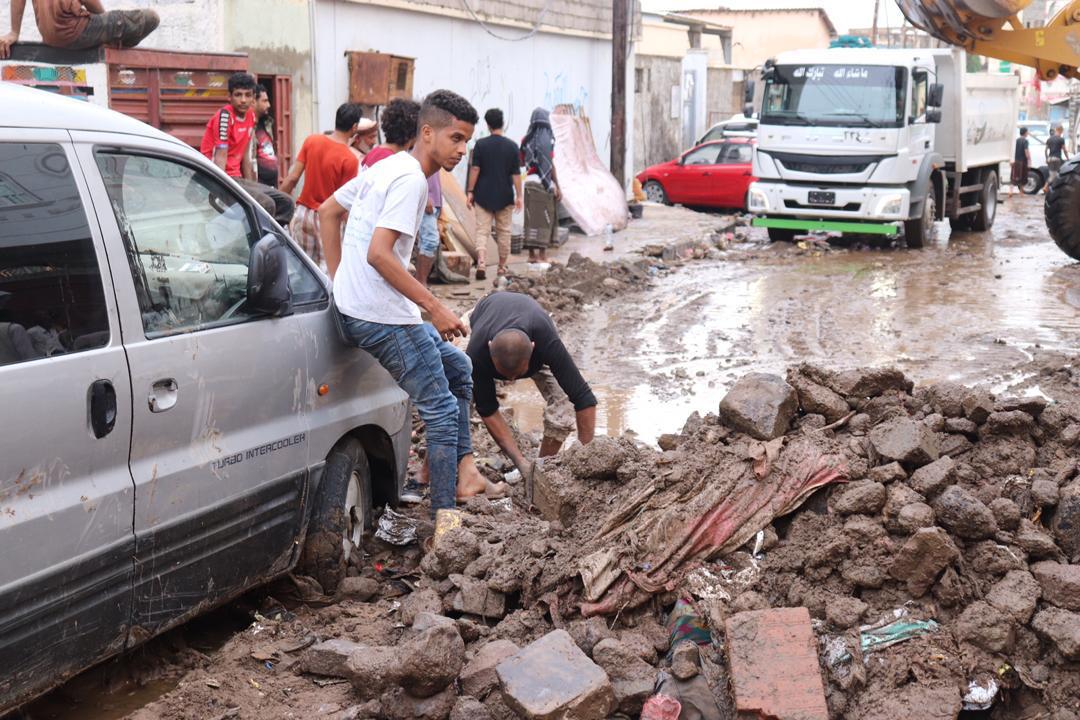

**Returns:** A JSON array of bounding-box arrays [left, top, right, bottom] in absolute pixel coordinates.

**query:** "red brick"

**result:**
[[724, 607, 828, 720]]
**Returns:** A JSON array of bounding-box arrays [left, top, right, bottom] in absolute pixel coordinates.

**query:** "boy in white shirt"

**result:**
[[329, 90, 487, 516]]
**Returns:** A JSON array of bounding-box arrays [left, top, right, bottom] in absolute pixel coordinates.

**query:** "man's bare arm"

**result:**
[[513, 173, 524, 211], [279, 160, 306, 195], [318, 196, 348, 278], [0, 0, 26, 59], [575, 405, 596, 444], [212, 146, 229, 173], [481, 412, 529, 474], [466, 166, 480, 209], [242, 138, 256, 181], [81, 0, 106, 14]]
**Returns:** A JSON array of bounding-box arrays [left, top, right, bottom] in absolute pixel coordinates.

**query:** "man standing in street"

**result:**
[[465, 291, 596, 477], [467, 108, 522, 282], [1010, 126, 1031, 198], [331, 90, 496, 514], [253, 85, 279, 188], [1046, 125, 1069, 192], [1, 0, 159, 58], [280, 102, 363, 268], [199, 72, 294, 226]]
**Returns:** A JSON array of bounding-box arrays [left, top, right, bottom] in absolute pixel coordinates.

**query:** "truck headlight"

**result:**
[[875, 194, 905, 217], [748, 186, 770, 212]]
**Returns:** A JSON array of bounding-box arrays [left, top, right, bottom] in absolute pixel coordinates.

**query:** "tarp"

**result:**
[[551, 108, 629, 237], [439, 169, 478, 261]]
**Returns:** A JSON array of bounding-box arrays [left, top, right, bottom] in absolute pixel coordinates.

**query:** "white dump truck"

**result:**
[[747, 47, 1018, 247]]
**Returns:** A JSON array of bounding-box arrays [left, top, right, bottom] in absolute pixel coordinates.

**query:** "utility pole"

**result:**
[[871, 0, 880, 46], [611, 0, 628, 188]]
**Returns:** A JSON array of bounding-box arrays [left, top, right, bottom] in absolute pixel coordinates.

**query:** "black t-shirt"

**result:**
[[1047, 134, 1066, 160], [471, 135, 520, 212], [466, 292, 597, 418], [1015, 137, 1029, 163]]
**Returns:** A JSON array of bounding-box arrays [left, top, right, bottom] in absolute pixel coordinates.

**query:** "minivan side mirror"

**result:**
[[928, 82, 945, 108], [926, 108, 943, 124], [246, 233, 293, 316]]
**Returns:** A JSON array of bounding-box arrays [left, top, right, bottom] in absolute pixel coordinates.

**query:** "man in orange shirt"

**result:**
[[280, 103, 364, 268], [1, 0, 158, 58]]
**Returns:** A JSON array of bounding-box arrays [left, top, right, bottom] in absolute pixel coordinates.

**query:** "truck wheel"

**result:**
[[643, 180, 668, 204], [1024, 169, 1045, 195], [968, 171, 998, 232], [298, 437, 373, 594], [767, 226, 797, 243], [904, 192, 936, 249], [1045, 160, 1080, 261]]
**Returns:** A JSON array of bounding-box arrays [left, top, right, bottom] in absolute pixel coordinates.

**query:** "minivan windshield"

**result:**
[[762, 64, 907, 128]]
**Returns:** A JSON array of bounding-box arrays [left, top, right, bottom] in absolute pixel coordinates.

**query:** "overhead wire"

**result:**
[[458, 0, 553, 41]]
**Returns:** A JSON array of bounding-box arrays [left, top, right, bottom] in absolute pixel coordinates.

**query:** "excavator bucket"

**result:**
[[896, 0, 1034, 44]]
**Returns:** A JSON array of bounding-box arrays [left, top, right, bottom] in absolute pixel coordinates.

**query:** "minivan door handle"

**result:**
[[149, 378, 178, 413], [89, 379, 117, 439]]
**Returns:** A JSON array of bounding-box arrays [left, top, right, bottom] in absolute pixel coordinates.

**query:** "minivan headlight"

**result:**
[[875, 194, 905, 217], [748, 186, 770, 212]]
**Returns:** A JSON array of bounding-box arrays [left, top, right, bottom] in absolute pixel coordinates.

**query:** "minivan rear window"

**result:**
[[0, 143, 109, 367]]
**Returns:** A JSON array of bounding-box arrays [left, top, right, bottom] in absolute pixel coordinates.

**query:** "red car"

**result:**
[[636, 138, 756, 210]]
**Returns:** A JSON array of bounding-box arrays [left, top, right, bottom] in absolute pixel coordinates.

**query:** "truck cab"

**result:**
[[748, 48, 1017, 247]]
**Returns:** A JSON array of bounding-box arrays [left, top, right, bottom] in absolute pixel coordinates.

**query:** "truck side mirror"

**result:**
[[743, 102, 755, 118], [743, 79, 756, 104], [928, 83, 944, 108], [246, 233, 293, 316], [926, 108, 943, 124]]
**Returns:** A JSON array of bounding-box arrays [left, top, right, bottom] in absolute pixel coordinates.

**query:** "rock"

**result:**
[[888, 527, 959, 597], [884, 484, 926, 532], [830, 367, 910, 398], [1052, 482, 1080, 559], [563, 436, 631, 480], [896, 503, 935, 534], [460, 640, 521, 699], [933, 485, 998, 540], [346, 619, 465, 700], [450, 575, 507, 619], [963, 389, 995, 424], [669, 641, 700, 680], [788, 373, 850, 422], [615, 632, 657, 664], [423, 528, 481, 579], [984, 410, 1035, 436], [1016, 519, 1061, 559], [924, 412, 946, 432], [496, 629, 615, 720], [968, 541, 1025, 577], [1032, 608, 1080, 659], [842, 561, 888, 589], [657, 433, 679, 451], [939, 434, 974, 458], [869, 461, 907, 484], [1031, 562, 1080, 610], [849, 413, 872, 433], [718, 373, 799, 440], [945, 417, 978, 436], [989, 498, 1022, 532], [592, 639, 656, 715], [925, 382, 967, 418], [853, 683, 962, 720], [825, 596, 868, 629], [830, 480, 887, 516], [869, 417, 940, 467], [450, 697, 493, 720], [339, 576, 380, 601], [996, 396, 1048, 417], [566, 617, 614, 657], [985, 570, 1041, 623], [956, 601, 1015, 653], [380, 685, 458, 720], [843, 515, 888, 543], [532, 468, 582, 527], [301, 639, 365, 678], [908, 457, 955, 497], [1031, 479, 1060, 508], [413, 612, 458, 632]]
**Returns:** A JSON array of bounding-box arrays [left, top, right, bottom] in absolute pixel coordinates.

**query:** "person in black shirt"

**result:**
[[465, 292, 597, 475], [467, 109, 523, 282], [1045, 125, 1069, 192], [1010, 127, 1031, 198]]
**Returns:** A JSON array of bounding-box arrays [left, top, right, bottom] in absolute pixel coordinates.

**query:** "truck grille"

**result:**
[[784, 200, 862, 212], [780, 159, 874, 174]]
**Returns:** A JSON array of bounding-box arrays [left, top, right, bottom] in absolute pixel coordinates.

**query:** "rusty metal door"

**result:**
[[273, 74, 292, 177]]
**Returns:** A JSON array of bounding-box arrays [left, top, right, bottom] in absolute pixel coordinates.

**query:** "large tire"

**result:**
[[1045, 159, 1080, 261], [767, 225, 797, 243], [969, 170, 998, 232], [904, 190, 936, 249], [643, 180, 668, 205], [949, 214, 973, 233], [1023, 168, 1045, 195], [298, 437, 373, 594]]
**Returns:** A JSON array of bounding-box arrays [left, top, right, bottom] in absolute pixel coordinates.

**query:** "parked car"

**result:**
[[0, 83, 410, 713], [636, 138, 757, 210], [697, 116, 758, 144]]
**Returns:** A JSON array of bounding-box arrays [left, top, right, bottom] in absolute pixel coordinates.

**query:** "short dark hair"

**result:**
[[419, 90, 479, 131], [484, 108, 504, 130], [255, 83, 269, 99], [382, 98, 422, 145], [1020, 127, 1029, 136], [228, 72, 257, 94], [335, 103, 364, 132]]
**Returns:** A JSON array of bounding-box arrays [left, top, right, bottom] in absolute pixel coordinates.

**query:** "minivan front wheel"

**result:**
[[299, 437, 373, 594]]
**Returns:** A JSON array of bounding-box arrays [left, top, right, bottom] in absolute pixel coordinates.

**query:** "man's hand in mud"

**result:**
[[431, 303, 467, 341]]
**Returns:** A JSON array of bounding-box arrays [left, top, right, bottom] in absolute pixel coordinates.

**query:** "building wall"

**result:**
[[637, 13, 726, 67], [387, 0, 613, 36], [706, 67, 740, 127], [314, 0, 631, 185], [686, 9, 834, 69], [633, 54, 681, 173]]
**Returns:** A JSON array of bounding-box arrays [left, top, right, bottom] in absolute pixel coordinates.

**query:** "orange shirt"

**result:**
[[296, 134, 360, 210], [32, 0, 91, 46]]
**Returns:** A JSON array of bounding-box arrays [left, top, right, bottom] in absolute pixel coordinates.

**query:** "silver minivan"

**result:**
[[0, 84, 409, 711]]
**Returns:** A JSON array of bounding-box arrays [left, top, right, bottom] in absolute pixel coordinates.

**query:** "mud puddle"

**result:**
[[504, 194, 1080, 445]]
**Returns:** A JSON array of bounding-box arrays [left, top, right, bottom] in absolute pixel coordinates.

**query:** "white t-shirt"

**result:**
[[333, 151, 428, 325]]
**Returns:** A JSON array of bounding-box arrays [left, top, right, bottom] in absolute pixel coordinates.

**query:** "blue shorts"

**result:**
[[419, 207, 441, 258]]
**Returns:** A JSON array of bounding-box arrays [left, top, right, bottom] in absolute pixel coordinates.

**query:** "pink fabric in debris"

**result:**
[[551, 109, 628, 236]]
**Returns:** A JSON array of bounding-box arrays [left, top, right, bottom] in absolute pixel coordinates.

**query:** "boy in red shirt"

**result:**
[[280, 102, 364, 267]]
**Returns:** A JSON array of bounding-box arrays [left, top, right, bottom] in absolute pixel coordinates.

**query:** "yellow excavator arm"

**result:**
[[897, 0, 1080, 80]]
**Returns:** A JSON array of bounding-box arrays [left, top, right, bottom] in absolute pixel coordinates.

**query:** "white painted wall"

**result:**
[[313, 0, 633, 185]]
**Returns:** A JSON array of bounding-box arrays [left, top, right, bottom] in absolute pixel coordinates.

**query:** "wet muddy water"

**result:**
[[506, 194, 1080, 445]]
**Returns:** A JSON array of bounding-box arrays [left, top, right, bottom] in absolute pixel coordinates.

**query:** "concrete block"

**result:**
[[497, 629, 614, 720]]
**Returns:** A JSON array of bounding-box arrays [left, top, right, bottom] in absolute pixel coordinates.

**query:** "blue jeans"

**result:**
[[418, 207, 441, 258], [338, 314, 473, 513]]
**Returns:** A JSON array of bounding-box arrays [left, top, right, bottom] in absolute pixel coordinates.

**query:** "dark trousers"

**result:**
[[237, 178, 296, 227]]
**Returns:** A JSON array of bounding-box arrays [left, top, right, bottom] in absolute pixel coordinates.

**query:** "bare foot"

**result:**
[[456, 454, 489, 499]]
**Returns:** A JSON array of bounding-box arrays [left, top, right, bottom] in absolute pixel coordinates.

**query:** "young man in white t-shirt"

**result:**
[[329, 90, 488, 517]]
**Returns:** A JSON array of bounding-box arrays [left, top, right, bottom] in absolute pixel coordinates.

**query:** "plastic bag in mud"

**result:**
[[375, 507, 418, 546]]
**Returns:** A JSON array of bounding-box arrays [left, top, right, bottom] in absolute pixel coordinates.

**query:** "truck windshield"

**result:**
[[762, 65, 906, 128]]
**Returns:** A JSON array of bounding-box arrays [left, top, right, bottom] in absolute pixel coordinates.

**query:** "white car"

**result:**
[[697, 116, 758, 145]]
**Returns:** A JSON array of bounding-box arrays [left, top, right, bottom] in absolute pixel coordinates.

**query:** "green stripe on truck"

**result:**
[[752, 217, 901, 236]]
